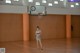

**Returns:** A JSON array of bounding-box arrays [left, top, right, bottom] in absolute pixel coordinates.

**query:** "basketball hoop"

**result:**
[[38, 13, 43, 19], [29, 5, 47, 19]]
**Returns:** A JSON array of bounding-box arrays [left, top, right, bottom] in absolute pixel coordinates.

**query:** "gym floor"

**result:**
[[0, 38, 80, 53]]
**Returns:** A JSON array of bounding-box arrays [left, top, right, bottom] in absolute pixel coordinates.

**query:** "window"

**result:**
[[5, 0, 11, 3]]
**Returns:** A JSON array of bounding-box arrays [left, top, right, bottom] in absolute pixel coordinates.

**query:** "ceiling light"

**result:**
[[54, 1, 58, 4], [48, 3, 53, 6], [28, 0, 33, 2], [70, 5, 74, 7], [60, 0, 64, 1], [35, 2, 40, 5], [70, 0, 74, 2], [75, 3, 79, 6], [6, 0, 11, 3], [14, 0, 19, 1], [42, 0, 47, 3]]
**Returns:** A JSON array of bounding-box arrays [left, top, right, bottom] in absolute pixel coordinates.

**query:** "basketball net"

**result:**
[[38, 13, 43, 19]]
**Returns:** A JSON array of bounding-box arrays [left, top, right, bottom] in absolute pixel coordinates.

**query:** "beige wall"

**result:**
[[71, 15, 80, 38], [29, 14, 66, 40], [0, 13, 23, 42]]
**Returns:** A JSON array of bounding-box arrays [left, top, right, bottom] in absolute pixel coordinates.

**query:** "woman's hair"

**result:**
[[37, 26, 39, 29]]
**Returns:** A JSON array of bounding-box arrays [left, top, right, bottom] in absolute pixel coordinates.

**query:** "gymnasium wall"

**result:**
[[71, 15, 80, 38], [29, 14, 66, 40], [0, 13, 80, 42], [0, 13, 23, 42]]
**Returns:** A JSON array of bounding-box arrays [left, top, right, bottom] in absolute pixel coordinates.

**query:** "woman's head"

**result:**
[[36, 26, 40, 30]]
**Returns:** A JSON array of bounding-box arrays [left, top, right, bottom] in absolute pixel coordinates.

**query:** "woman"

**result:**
[[35, 26, 43, 50]]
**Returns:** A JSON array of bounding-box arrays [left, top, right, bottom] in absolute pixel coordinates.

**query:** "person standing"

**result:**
[[35, 26, 43, 50]]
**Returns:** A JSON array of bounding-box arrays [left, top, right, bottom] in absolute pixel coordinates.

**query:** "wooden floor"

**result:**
[[0, 38, 80, 53]]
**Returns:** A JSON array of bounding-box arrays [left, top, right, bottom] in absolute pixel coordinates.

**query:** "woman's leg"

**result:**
[[36, 39, 39, 48], [39, 39, 43, 49]]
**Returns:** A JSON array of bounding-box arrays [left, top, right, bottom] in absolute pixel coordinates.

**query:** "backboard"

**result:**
[[28, 5, 47, 16]]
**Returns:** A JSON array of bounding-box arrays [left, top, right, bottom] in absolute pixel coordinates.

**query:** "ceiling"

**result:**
[[27, 0, 80, 8], [0, 0, 80, 9], [0, 0, 80, 15]]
